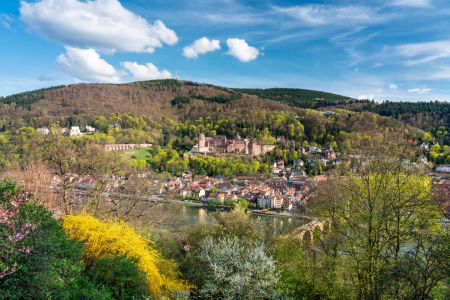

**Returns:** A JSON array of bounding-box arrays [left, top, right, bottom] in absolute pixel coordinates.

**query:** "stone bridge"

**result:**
[[105, 144, 152, 152], [294, 219, 331, 243]]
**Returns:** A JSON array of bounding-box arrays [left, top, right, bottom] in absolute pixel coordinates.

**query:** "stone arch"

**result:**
[[302, 230, 312, 244], [295, 219, 331, 245]]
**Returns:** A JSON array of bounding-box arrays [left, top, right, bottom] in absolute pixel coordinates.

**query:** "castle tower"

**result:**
[[199, 133, 206, 147], [248, 139, 255, 155]]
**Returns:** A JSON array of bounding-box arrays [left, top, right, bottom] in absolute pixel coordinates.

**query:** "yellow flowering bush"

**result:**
[[63, 214, 192, 299]]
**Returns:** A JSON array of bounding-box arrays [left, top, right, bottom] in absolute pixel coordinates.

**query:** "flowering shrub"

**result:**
[[197, 236, 289, 300], [0, 182, 38, 278], [63, 214, 193, 299], [0, 180, 113, 299]]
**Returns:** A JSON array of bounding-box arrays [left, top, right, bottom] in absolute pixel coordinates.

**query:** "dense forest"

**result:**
[[0, 85, 66, 106], [233, 87, 359, 108]]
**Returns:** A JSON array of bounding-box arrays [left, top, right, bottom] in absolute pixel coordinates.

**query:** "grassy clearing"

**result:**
[[119, 147, 153, 161]]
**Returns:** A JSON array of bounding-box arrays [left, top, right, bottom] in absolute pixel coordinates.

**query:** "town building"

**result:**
[[70, 126, 82, 137], [323, 146, 337, 159], [418, 155, 428, 164], [420, 142, 429, 150], [297, 147, 307, 155], [436, 165, 450, 173], [36, 128, 50, 135]]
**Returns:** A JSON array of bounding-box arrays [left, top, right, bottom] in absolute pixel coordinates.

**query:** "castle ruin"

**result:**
[[191, 134, 275, 156]]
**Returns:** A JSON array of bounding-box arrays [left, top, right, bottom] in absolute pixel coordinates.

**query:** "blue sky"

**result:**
[[1, 0, 449, 102]]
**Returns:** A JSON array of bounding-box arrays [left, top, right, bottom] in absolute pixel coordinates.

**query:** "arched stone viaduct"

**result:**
[[295, 219, 331, 244], [105, 144, 152, 152]]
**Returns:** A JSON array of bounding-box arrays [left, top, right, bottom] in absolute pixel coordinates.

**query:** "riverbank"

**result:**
[[182, 202, 203, 207], [250, 209, 305, 218]]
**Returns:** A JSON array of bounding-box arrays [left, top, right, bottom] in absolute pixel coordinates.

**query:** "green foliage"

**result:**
[[274, 237, 349, 300], [0, 180, 112, 300], [134, 79, 181, 88], [237, 197, 248, 209], [173, 96, 190, 105], [224, 197, 234, 207], [190, 92, 242, 103], [86, 252, 148, 300], [234, 87, 354, 109]]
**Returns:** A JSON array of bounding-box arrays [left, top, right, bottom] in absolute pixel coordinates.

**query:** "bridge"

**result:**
[[105, 144, 152, 152], [294, 219, 330, 243]]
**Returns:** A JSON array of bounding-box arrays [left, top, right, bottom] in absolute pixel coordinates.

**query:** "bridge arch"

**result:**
[[295, 219, 331, 245]]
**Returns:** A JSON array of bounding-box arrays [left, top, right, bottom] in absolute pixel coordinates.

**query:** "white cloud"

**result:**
[[355, 68, 359, 72], [183, 37, 221, 58], [203, 13, 266, 25], [121, 62, 171, 80], [0, 13, 12, 28], [273, 4, 389, 26], [226, 38, 259, 62], [55, 46, 125, 83], [358, 94, 373, 100], [391, 0, 431, 7], [389, 84, 398, 89], [20, 0, 178, 53], [408, 88, 432, 94], [373, 63, 383, 67], [37, 75, 52, 81], [396, 40, 450, 65]]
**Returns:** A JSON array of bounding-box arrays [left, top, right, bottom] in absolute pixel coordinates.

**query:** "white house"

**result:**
[[306, 156, 317, 164], [272, 196, 282, 209], [320, 158, 329, 166], [258, 196, 272, 208], [333, 159, 342, 166], [36, 128, 50, 135], [418, 155, 428, 164], [436, 165, 450, 173], [76, 175, 96, 189], [293, 159, 304, 167], [85, 125, 96, 132], [70, 126, 82, 137], [420, 142, 429, 150]]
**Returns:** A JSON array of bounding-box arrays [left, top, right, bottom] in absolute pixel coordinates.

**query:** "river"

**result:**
[[181, 205, 308, 232]]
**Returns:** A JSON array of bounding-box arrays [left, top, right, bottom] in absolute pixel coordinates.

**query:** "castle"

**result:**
[[191, 134, 275, 156]]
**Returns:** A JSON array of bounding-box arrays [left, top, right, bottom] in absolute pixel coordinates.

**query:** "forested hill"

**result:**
[[0, 85, 67, 106], [233, 87, 358, 109], [0, 81, 358, 110], [1, 79, 449, 144], [360, 100, 450, 145]]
